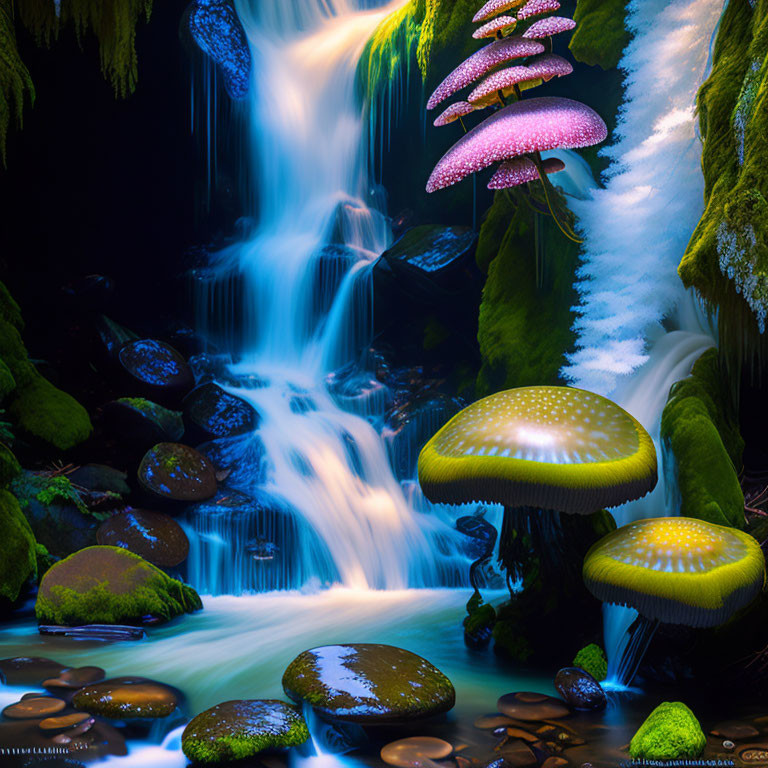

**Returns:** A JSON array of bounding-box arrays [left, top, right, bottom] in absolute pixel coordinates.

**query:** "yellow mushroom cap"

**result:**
[[417, 385, 657, 514], [583, 517, 766, 627]]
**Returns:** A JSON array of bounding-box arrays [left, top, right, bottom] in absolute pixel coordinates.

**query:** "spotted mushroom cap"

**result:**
[[526, 53, 573, 82], [426, 37, 545, 111], [468, 66, 537, 105], [417, 386, 657, 514], [473, 0, 527, 23], [487, 156, 565, 189], [523, 16, 577, 39], [434, 101, 477, 127], [517, 0, 561, 21], [426, 97, 607, 192], [473, 16, 517, 39], [583, 518, 766, 628]]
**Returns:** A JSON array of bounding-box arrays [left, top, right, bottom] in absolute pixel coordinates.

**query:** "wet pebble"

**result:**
[[3, 697, 66, 719], [380, 736, 453, 767], [497, 692, 570, 722], [0, 657, 68, 686], [711, 720, 760, 740], [43, 666, 106, 690], [554, 667, 606, 711], [138, 443, 217, 502], [39, 713, 95, 735], [72, 677, 181, 719]]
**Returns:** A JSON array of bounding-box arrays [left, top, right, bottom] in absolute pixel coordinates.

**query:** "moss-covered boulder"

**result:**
[[282, 644, 455, 724], [0, 489, 37, 605], [661, 348, 744, 527], [572, 643, 607, 682], [0, 443, 20, 486], [35, 545, 202, 626], [629, 702, 706, 760], [569, 0, 631, 70], [182, 700, 309, 764]]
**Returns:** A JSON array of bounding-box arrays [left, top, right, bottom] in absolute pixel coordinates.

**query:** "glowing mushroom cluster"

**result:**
[[473, 0, 527, 24], [473, 16, 517, 39], [523, 16, 576, 39], [434, 101, 477, 128], [517, 0, 562, 21]]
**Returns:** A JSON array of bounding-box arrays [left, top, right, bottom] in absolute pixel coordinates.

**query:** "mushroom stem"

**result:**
[[459, 116, 468, 134], [530, 151, 583, 244], [614, 615, 661, 687], [513, 83, 523, 101]]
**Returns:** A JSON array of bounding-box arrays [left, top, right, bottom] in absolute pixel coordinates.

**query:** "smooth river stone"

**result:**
[[182, 700, 309, 764], [497, 692, 570, 721], [3, 697, 66, 719], [0, 657, 68, 686], [97, 509, 189, 567], [380, 736, 453, 767], [118, 339, 194, 397], [138, 443, 217, 502], [554, 667, 606, 711], [711, 721, 760, 740], [282, 644, 455, 724], [39, 712, 95, 734], [182, 382, 259, 441], [43, 666, 106, 690], [72, 677, 181, 719]]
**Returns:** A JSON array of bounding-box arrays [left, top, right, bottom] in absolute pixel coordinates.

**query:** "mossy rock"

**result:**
[[0, 359, 16, 400], [182, 700, 309, 764], [35, 545, 202, 626], [282, 644, 455, 724], [0, 443, 20, 486], [569, 0, 631, 70], [0, 489, 37, 605], [572, 643, 607, 682], [104, 397, 185, 448], [138, 443, 217, 503], [629, 702, 706, 760], [661, 348, 744, 527]]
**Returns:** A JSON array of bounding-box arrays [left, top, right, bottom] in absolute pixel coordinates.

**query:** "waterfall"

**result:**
[[563, 0, 725, 686], [188, 0, 472, 593]]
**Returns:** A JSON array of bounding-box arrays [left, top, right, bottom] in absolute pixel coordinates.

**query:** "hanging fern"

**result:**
[[0, 0, 35, 164], [18, 0, 153, 98]]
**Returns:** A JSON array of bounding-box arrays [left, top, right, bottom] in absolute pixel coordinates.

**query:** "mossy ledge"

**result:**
[[569, 0, 631, 71], [35, 545, 202, 626], [661, 348, 745, 528]]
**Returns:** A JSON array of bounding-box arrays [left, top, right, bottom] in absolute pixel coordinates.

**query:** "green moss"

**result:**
[[629, 702, 706, 760], [476, 191, 580, 395], [569, 0, 631, 70], [0, 359, 16, 400], [680, 1, 768, 368], [573, 643, 608, 682], [35, 542, 55, 579], [34, 475, 89, 515], [0, 488, 37, 605], [661, 348, 745, 528], [35, 545, 202, 626]]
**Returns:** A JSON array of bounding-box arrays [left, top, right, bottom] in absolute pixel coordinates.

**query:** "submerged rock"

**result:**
[[181, 699, 309, 764], [118, 339, 194, 402], [497, 692, 570, 722], [43, 666, 106, 690], [197, 433, 269, 491], [73, 677, 181, 719], [35, 546, 202, 626], [182, 382, 259, 442], [282, 644, 455, 724], [3, 697, 66, 719], [554, 667, 606, 711], [138, 443, 217, 503], [380, 736, 453, 767], [97, 509, 189, 568]]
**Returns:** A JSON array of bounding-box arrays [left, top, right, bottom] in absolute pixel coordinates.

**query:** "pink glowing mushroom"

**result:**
[[426, 37, 545, 111], [522, 16, 576, 39], [517, 0, 561, 21], [468, 66, 540, 106], [473, 16, 517, 39], [526, 53, 573, 82], [487, 156, 566, 189], [434, 101, 477, 127], [426, 97, 607, 193], [473, 0, 527, 23]]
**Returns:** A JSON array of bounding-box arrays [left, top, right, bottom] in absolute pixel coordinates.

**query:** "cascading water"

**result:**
[[565, 0, 726, 687], [188, 0, 474, 594]]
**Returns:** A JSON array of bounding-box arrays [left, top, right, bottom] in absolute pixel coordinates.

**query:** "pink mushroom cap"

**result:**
[[473, 0, 527, 24], [473, 16, 517, 39], [468, 65, 538, 105], [487, 155, 566, 189], [526, 53, 573, 82], [426, 36, 545, 111], [426, 96, 607, 193], [517, 0, 561, 21], [434, 101, 476, 127], [522, 16, 577, 39]]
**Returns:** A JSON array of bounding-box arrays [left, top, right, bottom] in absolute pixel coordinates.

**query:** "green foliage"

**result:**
[[573, 643, 607, 682], [0, 442, 20, 485], [569, 0, 630, 70], [629, 702, 706, 760], [0, 0, 35, 165], [0, 488, 37, 604], [661, 348, 745, 528], [35, 475, 88, 514], [35, 541, 55, 578], [680, 0, 768, 368], [476, 190, 580, 395]]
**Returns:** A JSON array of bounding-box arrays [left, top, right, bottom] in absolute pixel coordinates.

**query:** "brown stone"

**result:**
[[498, 739, 539, 767], [380, 736, 453, 767], [138, 443, 217, 502], [2, 697, 66, 719], [497, 692, 570, 722], [0, 657, 67, 686], [43, 666, 106, 690], [711, 721, 760, 741], [73, 676, 180, 719], [474, 714, 518, 729], [39, 713, 95, 735], [97, 509, 190, 567]]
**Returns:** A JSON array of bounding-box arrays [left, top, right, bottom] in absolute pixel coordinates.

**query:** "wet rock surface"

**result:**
[[282, 644, 455, 724], [138, 442, 217, 502], [497, 693, 570, 722], [0, 657, 68, 686], [118, 339, 194, 401], [197, 433, 269, 491], [553, 667, 606, 711], [102, 398, 185, 448], [182, 382, 259, 442], [97, 508, 189, 567], [380, 736, 453, 767], [72, 676, 181, 719], [181, 699, 309, 764]]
